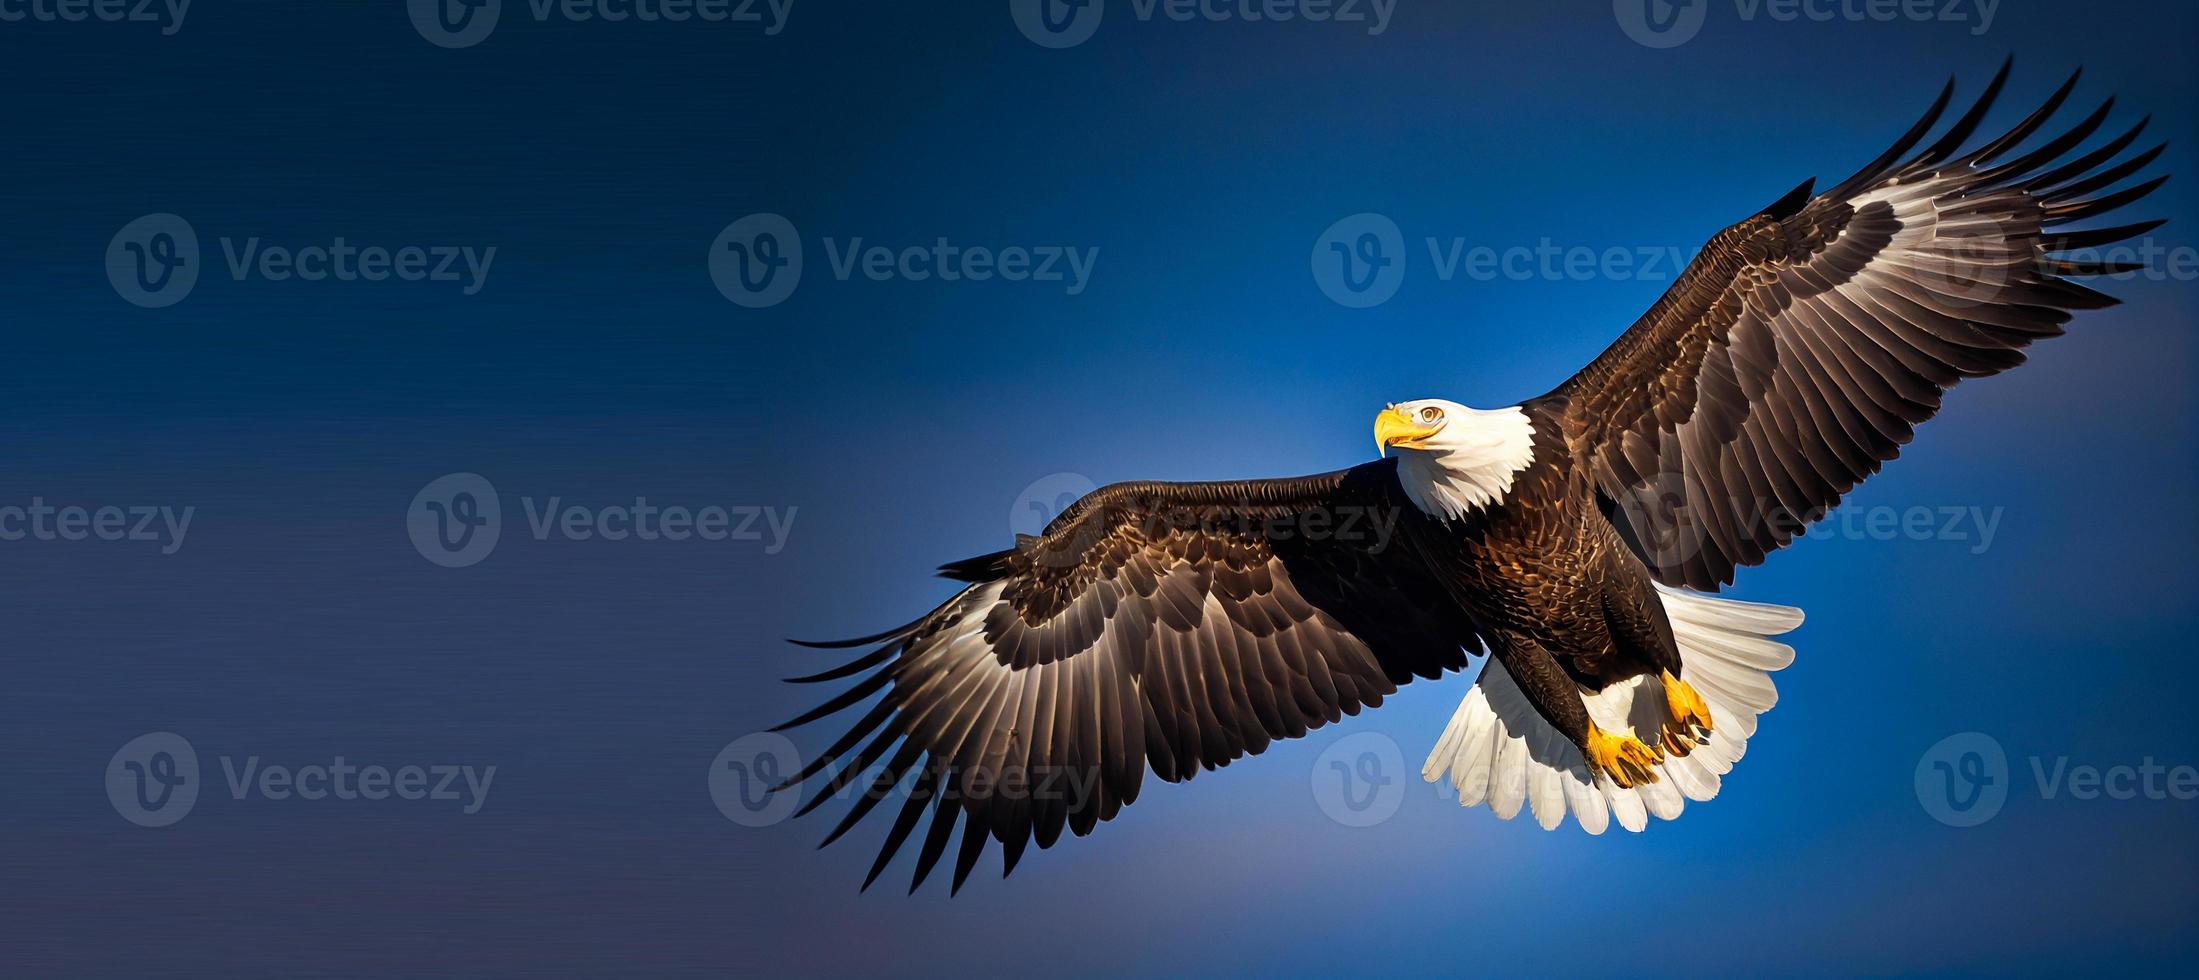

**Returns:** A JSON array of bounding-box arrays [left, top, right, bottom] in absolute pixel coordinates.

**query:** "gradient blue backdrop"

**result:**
[[5, 1, 2196, 975]]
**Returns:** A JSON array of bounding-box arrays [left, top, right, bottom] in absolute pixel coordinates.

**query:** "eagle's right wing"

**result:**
[[1554, 61, 2167, 590], [773, 459, 1484, 893]]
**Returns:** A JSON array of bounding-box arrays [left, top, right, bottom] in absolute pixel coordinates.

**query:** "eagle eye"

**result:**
[[1419, 406, 1443, 424]]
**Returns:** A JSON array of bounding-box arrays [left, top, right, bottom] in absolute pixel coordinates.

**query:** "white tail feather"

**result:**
[[1421, 585, 1802, 833]]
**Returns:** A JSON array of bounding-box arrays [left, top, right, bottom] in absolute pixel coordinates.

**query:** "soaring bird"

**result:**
[[773, 62, 2168, 893]]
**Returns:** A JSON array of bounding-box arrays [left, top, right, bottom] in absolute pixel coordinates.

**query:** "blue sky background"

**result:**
[[4, 1, 2197, 975]]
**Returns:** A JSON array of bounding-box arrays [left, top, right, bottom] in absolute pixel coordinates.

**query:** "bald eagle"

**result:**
[[774, 62, 2167, 893]]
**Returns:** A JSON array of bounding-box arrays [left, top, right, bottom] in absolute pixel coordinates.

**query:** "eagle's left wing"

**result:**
[[1554, 61, 2167, 590], [771, 460, 1484, 893]]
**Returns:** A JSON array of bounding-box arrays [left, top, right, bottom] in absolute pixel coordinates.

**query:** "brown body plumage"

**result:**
[[1413, 404, 1680, 740]]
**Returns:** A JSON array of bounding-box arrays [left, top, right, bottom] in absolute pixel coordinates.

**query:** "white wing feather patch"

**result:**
[[1421, 584, 1801, 832]]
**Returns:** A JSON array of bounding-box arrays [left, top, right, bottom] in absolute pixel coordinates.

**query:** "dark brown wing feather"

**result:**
[[774, 460, 1481, 893], [1557, 60, 2168, 589]]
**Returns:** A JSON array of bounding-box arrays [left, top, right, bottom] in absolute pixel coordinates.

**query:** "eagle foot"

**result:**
[[1585, 722, 1662, 788], [1661, 670, 1714, 756], [1659, 725, 1699, 759]]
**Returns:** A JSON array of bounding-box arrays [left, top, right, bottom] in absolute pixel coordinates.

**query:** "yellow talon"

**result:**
[[1585, 722, 1662, 788], [1663, 670, 1713, 744]]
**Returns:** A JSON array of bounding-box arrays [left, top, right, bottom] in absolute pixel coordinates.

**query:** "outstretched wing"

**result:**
[[773, 460, 1481, 893], [1555, 61, 2168, 590]]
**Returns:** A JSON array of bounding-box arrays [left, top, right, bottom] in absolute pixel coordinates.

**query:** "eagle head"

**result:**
[[1375, 399, 1537, 520]]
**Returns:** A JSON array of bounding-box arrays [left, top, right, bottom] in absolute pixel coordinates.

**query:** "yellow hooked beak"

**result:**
[[1374, 405, 1443, 456]]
